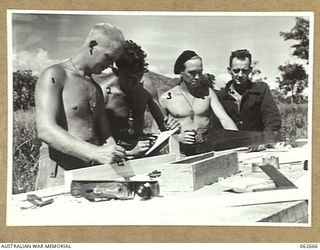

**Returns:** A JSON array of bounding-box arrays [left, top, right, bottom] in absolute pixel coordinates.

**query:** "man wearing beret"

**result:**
[[160, 50, 238, 155]]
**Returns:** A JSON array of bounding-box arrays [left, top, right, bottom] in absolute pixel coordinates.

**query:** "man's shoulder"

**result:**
[[36, 64, 68, 89], [160, 86, 179, 97], [252, 81, 271, 91], [211, 86, 226, 99], [159, 86, 179, 105], [253, 80, 269, 86], [39, 63, 67, 81], [99, 74, 118, 88], [141, 73, 157, 97]]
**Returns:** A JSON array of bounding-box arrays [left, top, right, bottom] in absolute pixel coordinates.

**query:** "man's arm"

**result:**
[[144, 75, 180, 131], [209, 88, 238, 130], [99, 74, 117, 104], [35, 66, 124, 164], [142, 74, 166, 131], [260, 84, 282, 131], [94, 81, 114, 144]]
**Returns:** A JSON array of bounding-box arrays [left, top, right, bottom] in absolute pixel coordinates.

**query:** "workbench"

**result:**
[[7, 144, 310, 226]]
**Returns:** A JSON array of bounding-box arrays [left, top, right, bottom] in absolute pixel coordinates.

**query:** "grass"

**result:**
[[12, 108, 41, 194]]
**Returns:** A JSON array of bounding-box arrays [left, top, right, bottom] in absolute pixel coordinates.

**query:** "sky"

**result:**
[[10, 11, 311, 89]]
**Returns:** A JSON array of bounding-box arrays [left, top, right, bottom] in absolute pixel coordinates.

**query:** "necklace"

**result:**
[[69, 59, 96, 113], [122, 95, 136, 136], [178, 86, 195, 122]]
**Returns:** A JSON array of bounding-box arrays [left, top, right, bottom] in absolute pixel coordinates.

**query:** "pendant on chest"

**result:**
[[190, 110, 195, 122], [127, 110, 136, 136], [88, 91, 98, 116]]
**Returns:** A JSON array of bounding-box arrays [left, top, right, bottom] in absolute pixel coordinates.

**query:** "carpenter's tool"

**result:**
[[253, 164, 297, 192], [145, 126, 180, 156], [194, 128, 285, 153], [20, 194, 54, 210], [70, 180, 160, 202]]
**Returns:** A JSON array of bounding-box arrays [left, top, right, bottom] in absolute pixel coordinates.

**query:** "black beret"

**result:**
[[174, 50, 198, 74]]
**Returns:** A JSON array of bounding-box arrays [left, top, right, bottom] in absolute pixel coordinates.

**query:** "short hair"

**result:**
[[229, 49, 252, 67], [84, 23, 124, 50], [115, 40, 148, 73]]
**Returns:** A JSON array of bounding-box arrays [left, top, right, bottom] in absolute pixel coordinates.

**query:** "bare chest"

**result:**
[[104, 85, 128, 115], [167, 94, 210, 118], [62, 76, 103, 119]]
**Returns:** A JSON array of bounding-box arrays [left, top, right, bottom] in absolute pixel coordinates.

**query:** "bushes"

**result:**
[[13, 70, 37, 111], [279, 103, 308, 146]]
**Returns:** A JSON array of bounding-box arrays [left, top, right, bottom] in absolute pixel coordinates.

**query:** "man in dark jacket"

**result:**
[[213, 49, 281, 132]]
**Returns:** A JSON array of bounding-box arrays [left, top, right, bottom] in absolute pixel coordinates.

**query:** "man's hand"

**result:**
[[127, 140, 151, 156], [177, 130, 196, 145], [248, 144, 266, 152], [93, 143, 126, 164], [164, 116, 181, 132]]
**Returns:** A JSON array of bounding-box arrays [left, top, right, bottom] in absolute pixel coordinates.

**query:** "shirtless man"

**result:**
[[35, 23, 126, 189], [100, 40, 179, 157], [160, 50, 238, 155]]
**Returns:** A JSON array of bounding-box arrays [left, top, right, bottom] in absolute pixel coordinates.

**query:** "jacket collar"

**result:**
[[221, 80, 261, 99]]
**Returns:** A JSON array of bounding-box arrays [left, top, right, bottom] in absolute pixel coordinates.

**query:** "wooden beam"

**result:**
[[258, 200, 308, 223], [64, 153, 177, 190]]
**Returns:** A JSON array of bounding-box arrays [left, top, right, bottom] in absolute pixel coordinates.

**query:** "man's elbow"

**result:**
[[36, 122, 54, 143]]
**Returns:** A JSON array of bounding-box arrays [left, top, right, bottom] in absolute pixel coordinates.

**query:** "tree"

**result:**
[[280, 17, 309, 62], [277, 63, 307, 103], [13, 70, 38, 111], [250, 60, 267, 83]]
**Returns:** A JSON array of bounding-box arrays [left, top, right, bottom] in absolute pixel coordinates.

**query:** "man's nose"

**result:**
[[238, 70, 243, 77], [194, 73, 201, 79]]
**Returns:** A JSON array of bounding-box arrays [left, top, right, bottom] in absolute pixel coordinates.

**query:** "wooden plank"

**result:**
[[168, 135, 180, 158], [258, 200, 308, 223], [259, 164, 297, 188], [181, 187, 308, 208], [160, 152, 239, 192], [172, 151, 215, 164], [64, 153, 177, 190]]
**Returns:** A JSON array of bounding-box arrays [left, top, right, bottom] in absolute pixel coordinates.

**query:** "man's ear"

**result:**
[[112, 67, 119, 77], [227, 67, 232, 74], [89, 40, 98, 55]]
